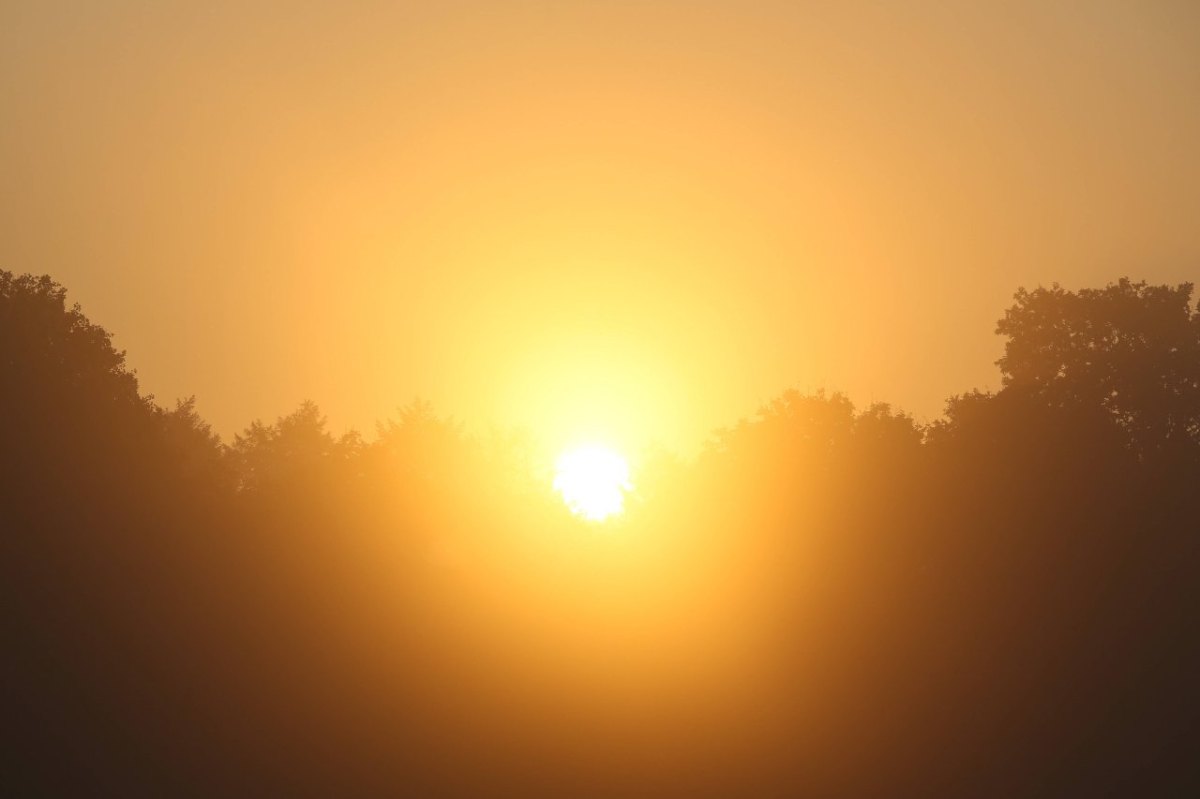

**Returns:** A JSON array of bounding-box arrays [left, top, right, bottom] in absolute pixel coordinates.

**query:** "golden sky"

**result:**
[[3, 1, 1198, 455]]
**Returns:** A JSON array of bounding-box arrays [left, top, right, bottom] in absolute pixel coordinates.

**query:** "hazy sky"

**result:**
[[3, 1, 1198, 455]]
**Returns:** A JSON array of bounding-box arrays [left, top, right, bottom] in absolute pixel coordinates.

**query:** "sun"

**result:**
[[553, 445, 632, 521]]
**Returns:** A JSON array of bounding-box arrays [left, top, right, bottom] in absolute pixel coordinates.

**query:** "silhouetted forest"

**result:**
[[4, 271, 1198, 796]]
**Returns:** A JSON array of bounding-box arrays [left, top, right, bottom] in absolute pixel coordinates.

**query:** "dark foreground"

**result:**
[[5, 272, 1199, 796]]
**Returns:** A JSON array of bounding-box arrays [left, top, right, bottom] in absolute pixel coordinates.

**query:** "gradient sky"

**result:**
[[3, 1, 1198, 456]]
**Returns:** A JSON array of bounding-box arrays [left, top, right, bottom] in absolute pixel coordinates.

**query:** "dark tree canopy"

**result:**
[[996, 279, 1200, 459], [0, 272, 149, 438]]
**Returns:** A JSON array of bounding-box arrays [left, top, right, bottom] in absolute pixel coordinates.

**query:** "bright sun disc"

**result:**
[[554, 445, 631, 521]]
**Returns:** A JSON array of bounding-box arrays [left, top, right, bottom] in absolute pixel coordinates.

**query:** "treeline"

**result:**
[[3, 271, 1198, 796]]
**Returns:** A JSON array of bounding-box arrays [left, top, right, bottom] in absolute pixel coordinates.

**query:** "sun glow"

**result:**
[[553, 445, 632, 521]]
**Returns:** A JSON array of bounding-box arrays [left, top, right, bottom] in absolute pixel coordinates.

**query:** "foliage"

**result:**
[[4, 272, 1198, 796], [997, 279, 1200, 458]]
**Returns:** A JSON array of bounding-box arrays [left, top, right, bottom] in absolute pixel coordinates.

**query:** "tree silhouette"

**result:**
[[997, 279, 1200, 460], [1, 272, 155, 503], [231, 400, 361, 492], [4, 270, 1198, 796]]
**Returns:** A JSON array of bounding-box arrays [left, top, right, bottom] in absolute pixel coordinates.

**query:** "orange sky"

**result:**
[[3, 1, 1198, 456]]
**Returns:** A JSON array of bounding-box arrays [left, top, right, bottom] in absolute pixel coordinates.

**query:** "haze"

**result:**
[[3, 0, 1198, 452]]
